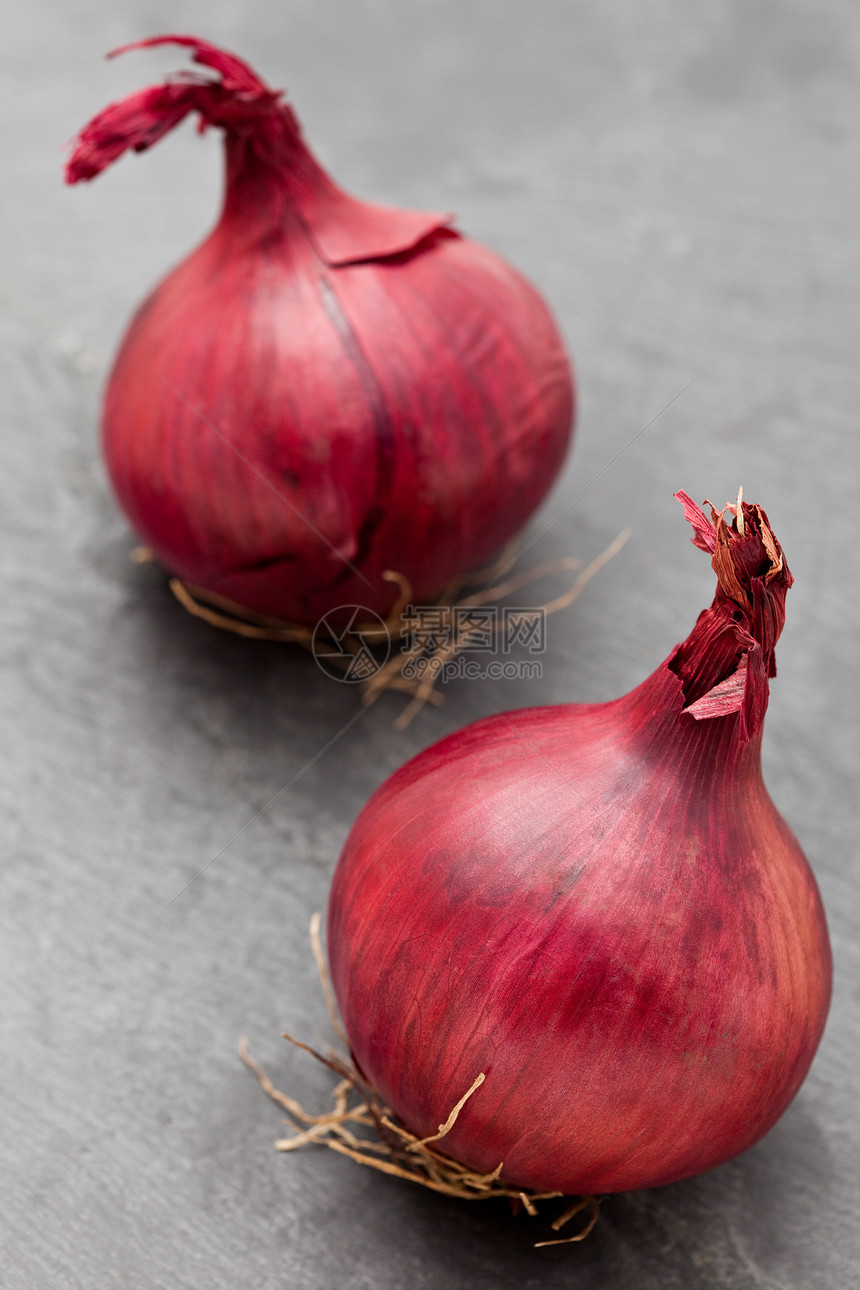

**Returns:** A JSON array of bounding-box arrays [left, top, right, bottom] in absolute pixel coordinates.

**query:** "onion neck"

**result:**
[[617, 662, 765, 786], [217, 106, 333, 241], [603, 491, 794, 788], [215, 101, 452, 265], [65, 34, 451, 266], [665, 492, 794, 742]]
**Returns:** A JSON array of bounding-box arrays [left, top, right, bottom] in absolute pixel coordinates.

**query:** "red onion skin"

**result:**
[[327, 497, 831, 1194], [67, 37, 573, 625]]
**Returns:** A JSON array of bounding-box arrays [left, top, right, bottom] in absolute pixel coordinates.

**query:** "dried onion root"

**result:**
[[161, 532, 629, 727], [239, 1038, 599, 1244], [240, 914, 600, 1245]]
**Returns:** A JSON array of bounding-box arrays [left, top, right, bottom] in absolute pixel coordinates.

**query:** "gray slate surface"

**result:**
[[1, 2, 858, 1287]]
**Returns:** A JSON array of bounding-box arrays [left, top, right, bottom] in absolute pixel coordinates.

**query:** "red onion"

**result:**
[[66, 36, 574, 625], [327, 492, 831, 1194]]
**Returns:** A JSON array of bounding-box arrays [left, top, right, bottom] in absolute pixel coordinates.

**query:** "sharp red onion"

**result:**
[[66, 36, 574, 625], [327, 492, 831, 1194]]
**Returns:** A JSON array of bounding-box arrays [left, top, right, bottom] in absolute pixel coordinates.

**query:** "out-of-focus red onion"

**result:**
[[327, 492, 831, 1194], [66, 36, 574, 625]]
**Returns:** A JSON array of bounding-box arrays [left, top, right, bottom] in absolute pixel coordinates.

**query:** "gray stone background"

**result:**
[[1, 1, 857, 1286]]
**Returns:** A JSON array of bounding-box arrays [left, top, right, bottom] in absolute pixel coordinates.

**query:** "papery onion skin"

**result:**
[[327, 494, 831, 1194], [66, 36, 574, 626]]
